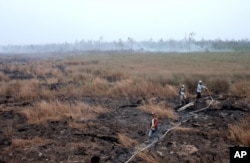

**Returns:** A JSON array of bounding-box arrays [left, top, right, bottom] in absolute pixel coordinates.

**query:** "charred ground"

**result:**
[[0, 55, 250, 163]]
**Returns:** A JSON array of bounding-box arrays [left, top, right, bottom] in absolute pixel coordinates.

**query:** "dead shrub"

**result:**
[[118, 134, 138, 148], [228, 117, 250, 146], [139, 103, 177, 119]]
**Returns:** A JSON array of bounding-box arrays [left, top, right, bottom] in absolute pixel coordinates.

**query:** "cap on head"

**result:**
[[198, 80, 202, 83], [151, 112, 155, 116], [181, 84, 184, 88]]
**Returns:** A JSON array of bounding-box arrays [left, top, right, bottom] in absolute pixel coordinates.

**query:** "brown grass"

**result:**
[[230, 81, 250, 97], [174, 127, 199, 132], [20, 101, 108, 124], [68, 121, 87, 129], [81, 77, 110, 96], [66, 53, 250, 97], [137, 151, 159, 163], [39, 87, 56, 99], [0, 71, 9, 82], [11, 137, 51, 151], [0, 79, 40, 101], [107, 78, 177, 98], [118, 134, 138, 148], [18, 79, 40, 101], [0, 52, 249, 103], [228, 117, 250, 146], [139, 103, 177, 119]]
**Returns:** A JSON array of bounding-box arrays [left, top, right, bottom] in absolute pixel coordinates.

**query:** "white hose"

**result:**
[[125, 89, 213, 162], [125, 123, 182, 163], [191, 88, 213, 113]]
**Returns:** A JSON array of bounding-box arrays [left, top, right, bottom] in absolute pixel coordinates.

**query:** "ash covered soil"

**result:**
[[1, 96, 249, 163]]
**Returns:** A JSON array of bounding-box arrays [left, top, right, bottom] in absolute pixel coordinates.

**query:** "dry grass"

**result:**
[[68, 121, 87, 129], [0, 71, 9, 81], [139, 103, 177, 119], [67, 52, 250, 97], [106, 78, 177, 98], [6, 121, 13, 137], [230, 81, 250, 97], [0, 52, 249, 102], [137, 150, 159, 163], [39, 87, 56, 99], [11, 137, 51, 151], [229, 117, 250, 146], [174, 127, 199, 132], [118, 133, 138, 148], [20, 100, 108, 124], [0, 79, 40, 102], [18, 79, 40, 101], [81, 77, 110, 96]]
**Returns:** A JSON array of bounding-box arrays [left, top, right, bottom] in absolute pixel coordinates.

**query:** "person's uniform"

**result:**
[[148, 113, 159, 142], [196, 80, 206, 100], [179, 85, 186, 106]]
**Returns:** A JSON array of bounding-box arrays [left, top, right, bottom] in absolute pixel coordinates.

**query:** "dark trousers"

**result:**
[[196, 92, 201, 99]]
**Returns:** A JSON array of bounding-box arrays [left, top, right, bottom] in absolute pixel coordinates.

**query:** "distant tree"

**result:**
[[118, 38, 124, 50], [188, 32, 195, 51], [98, 36, 103, 51], [127, 37, 134, 50]]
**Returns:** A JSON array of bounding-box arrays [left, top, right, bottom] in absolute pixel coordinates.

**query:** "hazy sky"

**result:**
[[0, 0, 249, 45]]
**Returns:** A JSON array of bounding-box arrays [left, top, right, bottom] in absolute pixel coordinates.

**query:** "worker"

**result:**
[[147, 112, 159, 143], [196, 80, 207, 101], [179, 84, 186, 106]]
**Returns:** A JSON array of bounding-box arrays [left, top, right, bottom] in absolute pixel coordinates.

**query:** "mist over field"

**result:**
[[0, 38, 249, 55]]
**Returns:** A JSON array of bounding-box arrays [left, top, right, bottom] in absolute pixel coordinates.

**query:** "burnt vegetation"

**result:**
[[0, 52, 250, 163]]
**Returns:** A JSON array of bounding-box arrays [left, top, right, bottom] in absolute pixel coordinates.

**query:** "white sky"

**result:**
[[0, 0, 249, 45]]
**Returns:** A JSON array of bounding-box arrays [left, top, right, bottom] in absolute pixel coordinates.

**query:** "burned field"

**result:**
[[0, 53, 250, 163]]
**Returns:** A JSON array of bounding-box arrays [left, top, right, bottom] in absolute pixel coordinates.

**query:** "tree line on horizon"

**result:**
[[0, 38, 250, 55]]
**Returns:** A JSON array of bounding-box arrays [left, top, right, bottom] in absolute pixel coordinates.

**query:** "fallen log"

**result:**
[[177, 102, 194, 112]]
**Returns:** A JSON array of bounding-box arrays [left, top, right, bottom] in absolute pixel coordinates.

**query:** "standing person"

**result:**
[[179, 84, 186, 106], [196, 80, 207, 101], [147, 112, 159, 143]]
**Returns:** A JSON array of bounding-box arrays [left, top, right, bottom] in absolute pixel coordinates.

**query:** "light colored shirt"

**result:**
[[197, 83, 206, 93]]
